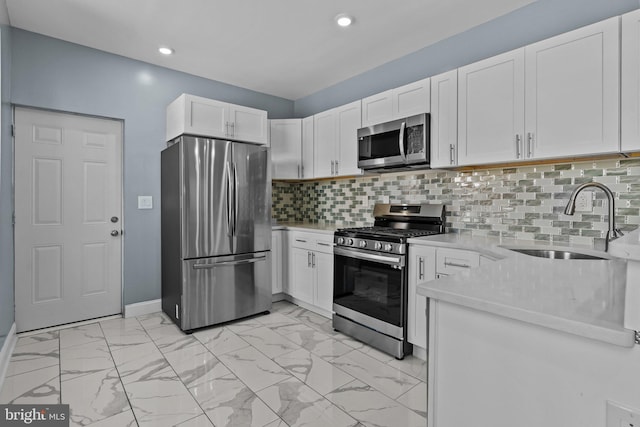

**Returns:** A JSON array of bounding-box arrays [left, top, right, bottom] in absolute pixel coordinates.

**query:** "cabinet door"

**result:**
[[229, 105, 268, 145], [362, 89, 393, 127], [336, 100, 362, 177], [270, 119, 302, 179], [314, 110, 336, 178], [525, 17, 619, 159], [183, 95, 229, 140], [289, 247, 315, 304], [393, 78, 430, 118], [302, 116, 315, 178], [623, 9, 640, 152], [458, 49, 525, 166], [313, 251, 334, 313], [430, 70, 458, 168], [407, 245, 436, 349], [271, 231, 283, 294]]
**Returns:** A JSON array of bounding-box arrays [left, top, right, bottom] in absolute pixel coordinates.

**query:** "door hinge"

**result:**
[[11, 124, 14, 137], [635, 330, 640, 345]]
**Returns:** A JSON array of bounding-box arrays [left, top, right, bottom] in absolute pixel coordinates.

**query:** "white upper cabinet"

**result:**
[[430, 70, 458, 168], [622, 9, 640, 152], [524, 17, 620, 159], [361, 78, 430, 127], [229, 104, 269, 145], [270, 119, 302, 179], [166, 94, 268, 145], [336, 100, 363, 177], [457, 17, 619, 166], [393, 78, 431, 118], [314, 100, 362, 178], [457, 49, 525, 166], [361, 89, 394, 127], [302, 116, 315, 179], [314, 109, 337, 178]]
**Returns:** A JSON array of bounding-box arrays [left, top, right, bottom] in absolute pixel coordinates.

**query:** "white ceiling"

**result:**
[[4, 0, 535, 100]]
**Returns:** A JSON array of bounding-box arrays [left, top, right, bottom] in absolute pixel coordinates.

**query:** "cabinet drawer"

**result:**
[[436, 248, 480, 275], [290, 231, 334, 253]]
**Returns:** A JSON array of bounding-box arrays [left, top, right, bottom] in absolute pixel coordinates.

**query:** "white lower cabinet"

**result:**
[[408, 245, 436, 349], [408, 244, 484, 349], [288, 231, 334, 314], [271, 230, 285, 295]]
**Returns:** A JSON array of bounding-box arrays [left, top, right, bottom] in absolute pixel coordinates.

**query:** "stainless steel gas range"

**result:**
[[332, 203, 446, 359]]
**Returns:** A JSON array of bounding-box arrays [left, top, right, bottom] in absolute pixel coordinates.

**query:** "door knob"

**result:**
[[111, 216, 119, 223], [111, 230, 119, 236]]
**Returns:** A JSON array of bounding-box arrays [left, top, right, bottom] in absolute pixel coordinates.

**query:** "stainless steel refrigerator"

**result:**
[[161, 135, 272, 331]]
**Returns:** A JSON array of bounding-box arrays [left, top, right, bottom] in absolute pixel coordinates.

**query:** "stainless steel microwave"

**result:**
[[357, 113, 430, 171]]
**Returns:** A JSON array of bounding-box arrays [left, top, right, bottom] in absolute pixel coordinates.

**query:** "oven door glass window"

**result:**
[[333, 255, 405, 326]]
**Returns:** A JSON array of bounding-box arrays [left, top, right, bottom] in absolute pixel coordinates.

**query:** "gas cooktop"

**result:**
[[336, 226, 441, 239]]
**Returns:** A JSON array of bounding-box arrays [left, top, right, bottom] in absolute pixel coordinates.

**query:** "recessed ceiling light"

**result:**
[[335, 14, 353, 27], [158, 47, 174, 55]]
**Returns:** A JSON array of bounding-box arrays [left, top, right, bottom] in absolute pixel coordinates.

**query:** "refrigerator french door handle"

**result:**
[[225, 158, 233, 237], [233, 162, 239, 237]]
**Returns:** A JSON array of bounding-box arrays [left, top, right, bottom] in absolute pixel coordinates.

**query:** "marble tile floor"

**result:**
[[0, 301, 427, 427]]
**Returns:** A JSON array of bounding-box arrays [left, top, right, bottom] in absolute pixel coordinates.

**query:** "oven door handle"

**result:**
[[334, 247, 403, 266]]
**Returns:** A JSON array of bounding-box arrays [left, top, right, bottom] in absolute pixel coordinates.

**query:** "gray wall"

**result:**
[[0, 26, 12, 350], [9, 28, 294, 312], [294, 0, 640, 117]]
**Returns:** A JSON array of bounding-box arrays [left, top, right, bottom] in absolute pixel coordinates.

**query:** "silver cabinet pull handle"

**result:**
[[335, 160, 339, 175], [308, 251, 312, 267], [515, 134, 521, 159], [449, 144, 455, 165], [312, 252, 316, 268], [331, 160, 335, 175], [418, 257, 424, 280], [317, 242, 332, 247], [295, 239, 307, 243], [301, 165, 304, 178], [527, 132, 533, 158], [444, 261, 470, 268], [297, 165, 300, 178]]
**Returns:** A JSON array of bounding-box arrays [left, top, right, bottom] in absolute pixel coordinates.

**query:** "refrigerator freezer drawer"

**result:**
[[180, 251, 272, 331]]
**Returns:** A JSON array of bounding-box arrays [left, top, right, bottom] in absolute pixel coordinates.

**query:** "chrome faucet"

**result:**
[[564, 182, 623, 252]]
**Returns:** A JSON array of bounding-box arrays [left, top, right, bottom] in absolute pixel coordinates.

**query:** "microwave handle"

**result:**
[[398, 121, 406, 162]]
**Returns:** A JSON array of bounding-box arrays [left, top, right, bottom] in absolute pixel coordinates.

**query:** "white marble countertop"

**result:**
[[412, 233, 636, 347], [609, 228, 640, 262], [272, 222, 338, 234]]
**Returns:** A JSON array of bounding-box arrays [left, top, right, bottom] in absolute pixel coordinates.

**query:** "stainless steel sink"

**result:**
[[504, 248, 609, 260]]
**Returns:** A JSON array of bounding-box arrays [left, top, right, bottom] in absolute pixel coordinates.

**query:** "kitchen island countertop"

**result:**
[[410, 233, 636, 347]]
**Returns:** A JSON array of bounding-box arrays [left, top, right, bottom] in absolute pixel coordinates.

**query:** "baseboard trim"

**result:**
[[284, 295, 332, 319], [124, 299, 162, 318], [412, 345, 427, 361], [0, 323, 17, 392], [272, 292, 286, 302]]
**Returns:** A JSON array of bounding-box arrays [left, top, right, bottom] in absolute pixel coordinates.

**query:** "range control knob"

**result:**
[[359, 240, 367, 248], [374, 242, 382, 250], [337, 237, 345, 245], [384, 243, 393, 252], [347, 238, 354, 246]]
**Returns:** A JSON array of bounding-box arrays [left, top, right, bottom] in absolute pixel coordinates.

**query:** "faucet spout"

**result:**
[[564, 182, 622, 251]]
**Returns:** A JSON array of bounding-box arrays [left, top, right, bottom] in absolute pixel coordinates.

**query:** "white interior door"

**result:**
[[14, 107, 123, 332]]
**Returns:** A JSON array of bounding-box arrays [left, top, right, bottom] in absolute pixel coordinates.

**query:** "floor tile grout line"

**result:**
[[186, 324, 293, 426], [98, 321, 141, 427], [138, 314, 287, 426], [274, 304, 428, 415], [57, 335, 62, 405]]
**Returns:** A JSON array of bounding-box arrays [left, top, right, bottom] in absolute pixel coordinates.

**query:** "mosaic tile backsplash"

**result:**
[[272, 158, 640, 247]]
